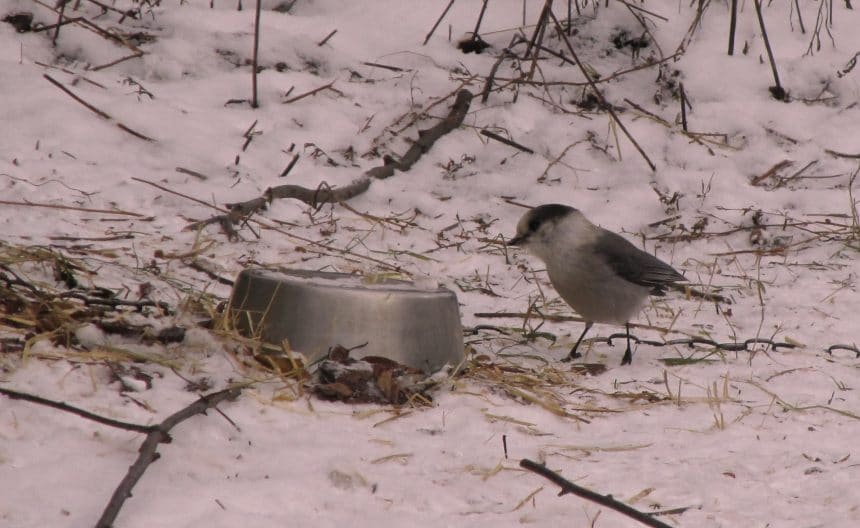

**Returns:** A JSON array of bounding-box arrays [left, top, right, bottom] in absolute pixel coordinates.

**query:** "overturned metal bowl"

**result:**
[[227, 268, 464, 372]]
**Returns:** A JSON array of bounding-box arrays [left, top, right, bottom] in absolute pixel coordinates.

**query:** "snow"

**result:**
[[2, 0, 860, 527]]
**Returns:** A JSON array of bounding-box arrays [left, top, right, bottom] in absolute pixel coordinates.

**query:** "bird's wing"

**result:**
[[592, 230, 686, 294]]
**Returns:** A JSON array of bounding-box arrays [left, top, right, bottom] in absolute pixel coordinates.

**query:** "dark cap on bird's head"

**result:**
[[509, 204, 578, 246]]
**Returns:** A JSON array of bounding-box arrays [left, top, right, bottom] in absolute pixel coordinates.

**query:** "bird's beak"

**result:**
[[508, 234, 524, 246]]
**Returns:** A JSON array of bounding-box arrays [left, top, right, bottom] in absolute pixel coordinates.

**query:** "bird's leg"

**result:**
[[562, 321, 593, 362], [620, 323, 633, 365]]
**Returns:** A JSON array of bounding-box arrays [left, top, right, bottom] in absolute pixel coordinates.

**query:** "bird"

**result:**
[[508, 204, 686, 365]]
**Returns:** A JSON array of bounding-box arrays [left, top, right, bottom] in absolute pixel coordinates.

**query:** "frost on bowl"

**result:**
[[227, 268, 464, 373]]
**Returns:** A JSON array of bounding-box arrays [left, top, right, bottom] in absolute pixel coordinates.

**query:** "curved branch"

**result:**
[[520, 459, 674, 528], [0, 387, 153, 433], [184, 90, 474, 238], [95, 387, 242, 528]]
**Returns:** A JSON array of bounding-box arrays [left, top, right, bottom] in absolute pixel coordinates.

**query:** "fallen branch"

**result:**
[[480, 129, 535, 154], [0, 199, 147, 217], [96, 387, 242, 528], [30, 0, 145, 71], [59, 291, 171, 314], [185, 89, 474, 239], [754, 0, 787, 100], [473, 312, 672, 333], [44, 74, 155, 142], [423, 0, 456, 45], [317, 29, 337, 46], [133, 176, 402, 271], [825, 148, 860, 159], [282, 80, 340, 104], [519, 459, 674, 528], [547, 10, 656, 171], [0, 387, 153, 433]]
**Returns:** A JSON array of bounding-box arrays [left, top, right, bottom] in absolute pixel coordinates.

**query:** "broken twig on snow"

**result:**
[[186, 90, 474, 240], [0, 387, 153, 433], [96, 387, 242, 528], [44, 74, 155, 142], [519, 459, 675, 528]]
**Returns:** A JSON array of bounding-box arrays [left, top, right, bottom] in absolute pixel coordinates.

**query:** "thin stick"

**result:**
[[523, 0, 550, 57], [90, 51, 145, 72], [482, 35, 521, 103], [280, 153, 300, 177], [480, 129, 534, 154], [282, 81, 337, 104], [176, 167, 209, 181], [43, 74, 155, 142], [317, 29, 337, 46], [618, 0, 669, 22], [53, 0, 66, 45], [520, 459, 674, 528], [793, 0, 806, 34], [471, 0, 489, 40], [423, 0, 456, 46], [754, 0, 786, 100], [679, 82, 688, 132], [567, 0, 572, 35], [547, 10, 656, 171], [0, 199, 146, 217], [362, 61, 406, 72], [95, 388, 242, 528], [0, 387, 153, 433], [524, 1, 552, 82], [728, 0, 738, 55], [251, 0, 262, 108]]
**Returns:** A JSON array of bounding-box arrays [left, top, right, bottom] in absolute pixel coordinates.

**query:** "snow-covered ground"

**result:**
[[2, 1, 860, 526]]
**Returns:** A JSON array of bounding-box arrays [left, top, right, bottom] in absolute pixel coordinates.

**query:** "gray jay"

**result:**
[[509, 204, 686, 365]]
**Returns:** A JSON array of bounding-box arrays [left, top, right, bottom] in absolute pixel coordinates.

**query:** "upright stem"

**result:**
[[728, 0, 738, 55], [251, 0, 262, 108], [754, 0, 786, 100]]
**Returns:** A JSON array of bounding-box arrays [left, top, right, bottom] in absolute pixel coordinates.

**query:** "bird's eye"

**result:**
[[528, 219, 541, 232]]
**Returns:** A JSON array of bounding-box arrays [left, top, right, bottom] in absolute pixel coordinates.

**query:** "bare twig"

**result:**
[[728, 0, 739, 54], [619, 0, 668, 22], [470, 0, 489, 41], [282, 81, 339, 104], [159, 91, 474, 245], [676, 0, 710, 55], [0, 387, 153, 433], [280, 153, 300, 177], [43, 74, 155, 142], [754, 0, 787, 100], [482, 35, 522, 103], [679, 82, 688, 131], [0, 199, 146, 217], [95, 387, 242, 528], [520, 459, 674, 528], [176, 166, 210, 181], [825, 149, 860, 159], [362, 61, 407, 72], [481, 129, 534, 154], [547, 10, 656, 171], [792, 0, 806, 34], [30, 0, 145, 71], [251, 0, 262, 108], [424, 0, 456, 45], [317, 29, 337, 46], [53, 0, 66, 45]]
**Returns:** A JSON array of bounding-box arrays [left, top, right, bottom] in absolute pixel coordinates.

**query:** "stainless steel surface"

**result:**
[[227, 268, 464, 372]]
